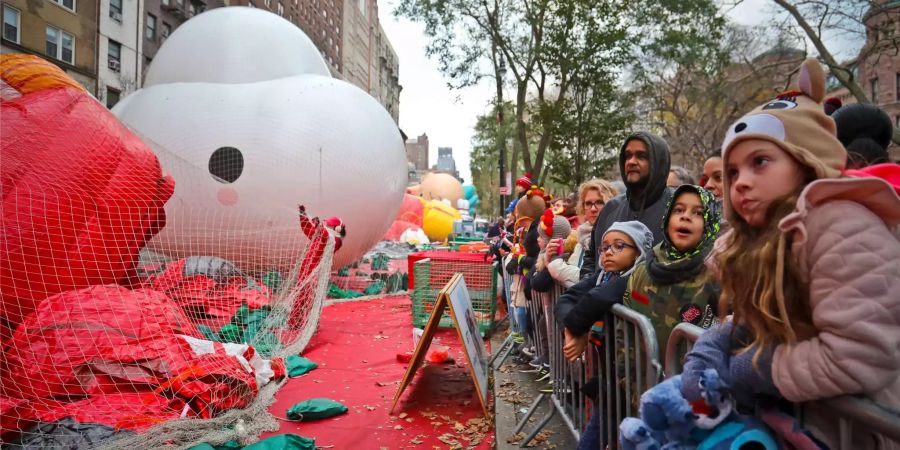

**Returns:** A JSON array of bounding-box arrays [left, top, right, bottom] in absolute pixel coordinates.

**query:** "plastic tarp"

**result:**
[[1, 54, 174, 330], [4, 418, 124, 449], [0, 285, 284, 437]]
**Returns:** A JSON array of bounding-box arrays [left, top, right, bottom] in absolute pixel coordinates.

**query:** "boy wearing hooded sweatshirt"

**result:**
[[623, 184, 723, 355]]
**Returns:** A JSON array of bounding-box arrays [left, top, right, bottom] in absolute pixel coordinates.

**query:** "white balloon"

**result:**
[[114, 74, 407, 269], [144, 7, 330, 87]]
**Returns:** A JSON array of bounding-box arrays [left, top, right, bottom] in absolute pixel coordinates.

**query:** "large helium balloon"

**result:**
[[114, 7, 407, 269], [1, 54, 173, 329], [416, 173, 464, 205]]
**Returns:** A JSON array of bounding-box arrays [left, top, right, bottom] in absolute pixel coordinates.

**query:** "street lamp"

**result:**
[[496, 58, 508, 218]]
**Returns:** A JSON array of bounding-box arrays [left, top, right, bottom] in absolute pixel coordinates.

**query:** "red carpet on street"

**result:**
[[264, 294, 494, 449]]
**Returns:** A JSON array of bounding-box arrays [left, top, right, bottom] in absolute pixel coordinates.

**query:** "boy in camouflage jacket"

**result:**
[[624, 185, 722, 363]]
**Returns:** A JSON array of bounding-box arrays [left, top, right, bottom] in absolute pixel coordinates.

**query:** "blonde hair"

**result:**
[[576, 179, 618, 217], [715, 187, 816, 364]]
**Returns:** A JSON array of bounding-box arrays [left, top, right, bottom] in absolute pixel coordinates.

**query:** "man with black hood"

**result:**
[[580, 132, 673, 277]]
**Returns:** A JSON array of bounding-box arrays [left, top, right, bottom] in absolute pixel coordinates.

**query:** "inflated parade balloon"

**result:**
[[114, 7, 407, 270]]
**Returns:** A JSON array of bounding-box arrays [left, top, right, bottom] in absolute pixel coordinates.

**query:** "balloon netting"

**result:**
[[2, 61, 333, 449]]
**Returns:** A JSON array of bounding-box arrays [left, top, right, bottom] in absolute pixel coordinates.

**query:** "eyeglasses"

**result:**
[[600, 241, 636, 254], [584, 201, 604, 210]]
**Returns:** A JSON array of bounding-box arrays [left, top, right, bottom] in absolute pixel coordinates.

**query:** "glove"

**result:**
[[729, 342, 779, 405], [681, 321, 733, 402]]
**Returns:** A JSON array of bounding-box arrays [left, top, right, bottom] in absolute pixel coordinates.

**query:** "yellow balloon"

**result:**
[[422, 200, 462, 241]]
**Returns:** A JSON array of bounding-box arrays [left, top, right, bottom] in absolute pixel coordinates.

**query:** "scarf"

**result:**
[[648, 185, 721, 285]]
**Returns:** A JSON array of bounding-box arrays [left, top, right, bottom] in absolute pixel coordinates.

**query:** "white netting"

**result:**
[[1, 54, 334, 449]]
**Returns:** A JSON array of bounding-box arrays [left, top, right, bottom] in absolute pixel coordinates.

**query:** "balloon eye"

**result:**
[[209, 146, 244, 183]]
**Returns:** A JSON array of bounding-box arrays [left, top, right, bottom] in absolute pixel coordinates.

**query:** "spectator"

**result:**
[[699, 156, 724, 199], [623, 185, 722, 353], [544, 179, 618, 288], [581, 132, 673, 277], [680, 59, 900, 449], [832, 102, 892, 169], [667, 165, 695, 188]]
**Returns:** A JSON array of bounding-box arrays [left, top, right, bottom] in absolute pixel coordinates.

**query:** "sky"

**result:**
[[377, 0, 862, 184], [378, 1, 491, 184]]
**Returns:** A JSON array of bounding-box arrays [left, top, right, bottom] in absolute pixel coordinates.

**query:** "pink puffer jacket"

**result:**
[[772, 176, 900, 448]]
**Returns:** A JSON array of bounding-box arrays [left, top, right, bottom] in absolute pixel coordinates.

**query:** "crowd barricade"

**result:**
[[513, 285, 662, 448], [664, 322, 900, 449]]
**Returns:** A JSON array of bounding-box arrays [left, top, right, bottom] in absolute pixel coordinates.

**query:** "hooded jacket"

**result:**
[[623, 185, 722, 355], [581, 132, 673, 277]]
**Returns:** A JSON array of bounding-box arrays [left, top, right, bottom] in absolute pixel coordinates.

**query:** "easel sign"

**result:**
[[390, 273, 490, 416]]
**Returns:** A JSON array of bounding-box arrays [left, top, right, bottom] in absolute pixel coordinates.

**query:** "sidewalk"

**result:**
[[491, 328, 578, 450]]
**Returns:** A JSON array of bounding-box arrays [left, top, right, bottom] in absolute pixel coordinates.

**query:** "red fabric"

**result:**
[[0, 286, 264, 436], [844, 163, 900, 195], [140, 258, 271, 330], [1, 85, 173, 330], [265, 295, 492, 448]]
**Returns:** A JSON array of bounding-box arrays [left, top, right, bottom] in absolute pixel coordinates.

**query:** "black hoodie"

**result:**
[[580, 131, 673, 277]]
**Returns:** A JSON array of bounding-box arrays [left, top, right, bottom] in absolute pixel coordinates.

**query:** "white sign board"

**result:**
[[445, 275, 490, 410]]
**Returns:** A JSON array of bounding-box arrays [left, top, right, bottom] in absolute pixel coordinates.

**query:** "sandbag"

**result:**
[[286, 398, 348, 421], [285, 355, 318, 377]]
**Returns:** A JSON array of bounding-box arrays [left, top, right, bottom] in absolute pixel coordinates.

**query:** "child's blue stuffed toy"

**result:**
[[620, 369, 779, 450]]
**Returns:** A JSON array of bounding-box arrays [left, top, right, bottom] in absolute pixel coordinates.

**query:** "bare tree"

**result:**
[[771, 0, 900, 143]]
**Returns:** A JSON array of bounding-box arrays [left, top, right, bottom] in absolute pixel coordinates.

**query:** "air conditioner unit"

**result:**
[[108, 59, 121, 72], [110, 11, 122, 21]]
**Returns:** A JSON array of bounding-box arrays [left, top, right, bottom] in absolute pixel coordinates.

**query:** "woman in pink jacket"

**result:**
[[680, 58, 900, 448]]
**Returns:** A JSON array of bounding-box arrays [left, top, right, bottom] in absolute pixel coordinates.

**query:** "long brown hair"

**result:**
[[715, 185, 817, 363]]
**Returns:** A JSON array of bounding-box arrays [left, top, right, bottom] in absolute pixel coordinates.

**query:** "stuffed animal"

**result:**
[[620, 417, 663, 450], [620, 369, 779, 450]]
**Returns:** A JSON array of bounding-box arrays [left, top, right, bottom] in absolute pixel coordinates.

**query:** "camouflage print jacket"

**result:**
[[623, 245, 720, 355]]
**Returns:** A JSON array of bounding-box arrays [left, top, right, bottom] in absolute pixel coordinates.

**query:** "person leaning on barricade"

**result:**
[[554, 221, 654, 450], [526, 210, 574, 373], [623, 184, 722, 360], [647, 58, 900, 449]]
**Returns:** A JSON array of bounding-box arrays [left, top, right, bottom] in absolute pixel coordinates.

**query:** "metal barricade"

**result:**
[[599, 304, 663, 449], [664, 322, 900, 449], [514, 285, 663, 449], [664, 322, 704, 376]]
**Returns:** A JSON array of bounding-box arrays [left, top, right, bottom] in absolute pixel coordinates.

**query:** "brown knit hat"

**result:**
[[720, 58, 847, 222]]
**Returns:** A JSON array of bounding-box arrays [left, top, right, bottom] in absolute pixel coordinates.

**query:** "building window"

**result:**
[[176, 0, 183, 6], [46, 26, 75, 64], [871, 77, 879, 102], [162, 0, 169, 5], [108, 39, 121, 71], [2, 5, 20, 44], [109, 0, 122, 20], [106, 87, 121, 108], [277, 1, 283, 15], [51, 0, 75, 12], [264, 0, 270, 7], [896, 73, 900, 101], [358, 0, 365, 16], [162, 22, 171, 40], [146, 13, 156, 40]]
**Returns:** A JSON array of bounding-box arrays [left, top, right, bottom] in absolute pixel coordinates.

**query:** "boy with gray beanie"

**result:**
[[553, 220, 653, 450]]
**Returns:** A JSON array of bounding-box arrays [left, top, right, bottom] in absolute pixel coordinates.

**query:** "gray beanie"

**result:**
[[601, 220, 654, 276], [538, 211, 573, 241]]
